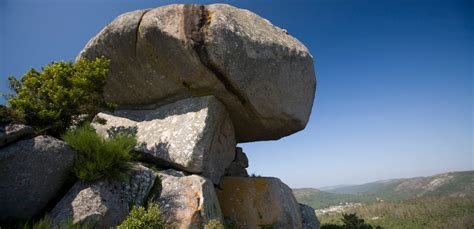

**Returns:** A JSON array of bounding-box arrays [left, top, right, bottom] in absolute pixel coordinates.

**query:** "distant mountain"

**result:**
[[293, 170, 474, 209], [325, 171, 474, 198], [318, 184, 353, 191]]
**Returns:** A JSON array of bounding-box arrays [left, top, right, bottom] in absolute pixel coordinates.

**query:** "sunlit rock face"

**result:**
[[78, 3, 316, 143], [92, 96, 235, 184], [50, 164, 156, 228], [151, 169, 224, 228], [217, 177, 303, 228]]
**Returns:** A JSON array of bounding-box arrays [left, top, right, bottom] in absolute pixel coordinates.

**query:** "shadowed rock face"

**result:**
[[299, 204, 320, 229], [78, 4, 316, 143], [224, 147, 249, 177], [0, 124, 35, 148], [0, 136, 76, 222]]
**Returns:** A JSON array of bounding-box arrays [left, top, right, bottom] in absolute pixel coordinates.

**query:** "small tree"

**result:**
[[340, 213, 380, 229], [342, 213, 365, 228], [5, 57, 115, 136], [118, 202, 165, 229]]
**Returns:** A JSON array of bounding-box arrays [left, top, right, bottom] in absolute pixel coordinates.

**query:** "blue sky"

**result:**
[[1, 0, 472, 188]]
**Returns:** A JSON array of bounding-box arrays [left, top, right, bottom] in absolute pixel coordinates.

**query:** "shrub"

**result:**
[[118, 202, 165, 229], [22, 216, 91, 229], [5, 57, 115, 137], [0, 104, 25, 124], [321, 213, 382, 229], [204, 219, 224, 229], [63, 123, 135, 181]]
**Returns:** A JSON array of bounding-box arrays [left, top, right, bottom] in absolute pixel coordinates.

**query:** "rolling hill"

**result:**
[[293, 170, 474, 210]]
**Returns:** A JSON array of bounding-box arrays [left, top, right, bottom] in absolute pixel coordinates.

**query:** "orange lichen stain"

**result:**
[[207, 12, 213, 23], [254, 178, 268, 192]]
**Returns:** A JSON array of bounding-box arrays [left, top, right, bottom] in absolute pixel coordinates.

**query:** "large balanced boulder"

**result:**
[[0, 136, 76, 222], [93, 96, 235, 184], [299, 204, 320, 229], [78, 3, 316, 142], [217, 177, 303, 228], [152, 169, 224, 228], [50, 163, 156, 228]]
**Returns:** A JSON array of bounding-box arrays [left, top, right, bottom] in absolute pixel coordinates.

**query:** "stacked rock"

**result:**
[[0, 125, 76, 223], [0, 4, 319, 229]]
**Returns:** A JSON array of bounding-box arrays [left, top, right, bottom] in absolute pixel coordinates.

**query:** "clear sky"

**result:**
[[1, 0, 472, 188]]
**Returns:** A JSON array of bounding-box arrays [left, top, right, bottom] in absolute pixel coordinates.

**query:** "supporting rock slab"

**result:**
[[93, 96, 235, 184], [217, 177, 303, 229], [224, 147, 249, 177], [0, 136, 76, 222], [151, 169, 224, 229]]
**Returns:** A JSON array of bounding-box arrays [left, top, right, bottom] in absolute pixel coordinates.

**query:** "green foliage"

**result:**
[[204, 219, 224, 229], [63, 123, 135, 181], [6, 57, 115, 136], [21, 216, 51, 229], [320, 223, 345, 229], [21, 216, 91, 229], [117, 202, 165, 229], [320, 213, 380, 229], [341, 213, 377, 229], [319, 197, 474, 229], [0, 104, 25, 124]]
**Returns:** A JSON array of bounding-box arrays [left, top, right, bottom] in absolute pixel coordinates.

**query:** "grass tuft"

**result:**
[[63, 123, 136, 181]]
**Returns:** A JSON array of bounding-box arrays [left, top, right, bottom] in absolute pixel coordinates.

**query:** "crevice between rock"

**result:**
[[183, 4, 249, 107], [135, 9, 150, 57]]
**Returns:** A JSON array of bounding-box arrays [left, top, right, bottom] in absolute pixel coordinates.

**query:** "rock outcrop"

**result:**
[[224, 147, 249, 177], [78, 3, 316, 142], [299, 204, 320, 229], [217, 177, 303, 228], [0, 3, 318, 228], [152, 169, 224, 228], [50, 164, 156, 228], [0, 124, 35, 148], [93, 96, 235, 184], [0, 136, 76, 222]]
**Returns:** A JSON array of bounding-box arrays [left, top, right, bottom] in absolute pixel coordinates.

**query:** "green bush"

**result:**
[[63, 123, 135, 181], [321, 213, 381, 229], [204, 219, 224, 229], [21, 216, 91, 229], [5, 57, 114, 136], [0, 104, 25, 125], [117, 202, 165, 229]]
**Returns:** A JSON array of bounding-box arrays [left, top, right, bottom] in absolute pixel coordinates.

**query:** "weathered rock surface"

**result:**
[[78, 3, 316, 142], [152, 169, 224, 228], [217, 177, 303, 229], [0, 124, 35, 148], [50, 163, 156, 228], [93, 96, 235, 184], [0, 136, 76, 222], [299, 204, 320, 229], [224, 147, 249, 177]]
